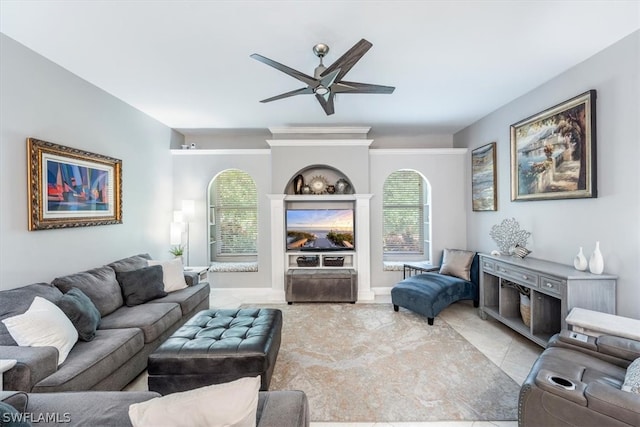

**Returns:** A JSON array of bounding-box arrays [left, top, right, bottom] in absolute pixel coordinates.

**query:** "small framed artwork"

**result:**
[[27, 138, 122, 230], [510, 90, 596, 201], [471, 142, 497, 211]]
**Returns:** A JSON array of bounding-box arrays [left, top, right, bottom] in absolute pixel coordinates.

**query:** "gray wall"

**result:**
[[453, 31, 639, 319], [0, 34, 181, 289], [369, 149, 468, 289], [171, 151, 272, 288]]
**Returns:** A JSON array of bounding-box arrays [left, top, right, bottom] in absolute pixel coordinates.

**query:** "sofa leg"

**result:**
[[473, 300, 479, 308], [393, 305, 399, 312], [428, 317, 434, 325]]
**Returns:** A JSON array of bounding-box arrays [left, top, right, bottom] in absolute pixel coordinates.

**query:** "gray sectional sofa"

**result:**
[[0, 253, 210, 392], [0, 389, 310, 427]]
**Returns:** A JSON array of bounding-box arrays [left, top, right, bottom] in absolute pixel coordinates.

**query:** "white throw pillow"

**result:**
[[2, 296, 78, 365], [128, 376, 260, 427], [147, 258, 187, 292]]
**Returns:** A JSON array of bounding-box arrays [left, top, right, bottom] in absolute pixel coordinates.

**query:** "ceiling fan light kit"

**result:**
[[251, 39, 395, 115]]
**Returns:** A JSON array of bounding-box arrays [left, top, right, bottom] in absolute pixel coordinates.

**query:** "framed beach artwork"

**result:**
[[27, 138, 122, 230], [471, 142, 497, 211], [510, 90, 597, 201]]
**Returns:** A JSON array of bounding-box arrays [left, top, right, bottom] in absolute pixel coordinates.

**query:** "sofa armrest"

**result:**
[[0, 346, 58, 391], [550, 331, 640, 368], [586, 382, 640, 426], [257, 390, 309, 427], [183, 271, 199, 286]]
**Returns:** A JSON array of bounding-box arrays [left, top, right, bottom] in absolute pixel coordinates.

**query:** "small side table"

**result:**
[[185, 266, 209, 282], [403, 262, 439, 279], [0, 359, 17, 391]]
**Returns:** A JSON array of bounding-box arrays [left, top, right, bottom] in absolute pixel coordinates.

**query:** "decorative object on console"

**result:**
[[335, 178, 350, 194], [293, 174, 304, 194], [573, 247, 588, 271], [27, 137, 122, 230], [326, 185, 335, 194], [489, 217, 532, 255], [471, 142, 497, 211], [309, 175, 329, 194], [301, 185, 311, 194], [589, 241, 604, 274], [510, 90, 597, 202], [514, 244, 531, 259]]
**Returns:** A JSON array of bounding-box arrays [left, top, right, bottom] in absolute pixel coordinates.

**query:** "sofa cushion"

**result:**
[[30, 328, 144, 393], [57, 288, 101, 342], [149, 283, 210, 316], [439, 249, 475, 281], [147, 258, 188, 292], [2, 297, 78, 366], [26, 391, 159, 427], [115, 265, 167, 307], [107, 253, 152, 273], [0, 283, 63, 346], [129, 376, 260, 427], [99, 303, 182, 344], [52, 267, 123, 317]]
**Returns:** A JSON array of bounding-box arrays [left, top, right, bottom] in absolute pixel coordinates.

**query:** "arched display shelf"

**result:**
[[285, 164, 355, 195]]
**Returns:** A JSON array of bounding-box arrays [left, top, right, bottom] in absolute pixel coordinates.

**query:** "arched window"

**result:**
[[208, 169, 258, 262], [382, 170, 431, 261]]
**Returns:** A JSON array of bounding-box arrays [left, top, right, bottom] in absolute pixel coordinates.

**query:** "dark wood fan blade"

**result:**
[[250, 53, 318, 87], [331, 81, 395, 94], [315, 93, 335, 115], [320, 39, 372, 82], [259, 87, 314, 103]]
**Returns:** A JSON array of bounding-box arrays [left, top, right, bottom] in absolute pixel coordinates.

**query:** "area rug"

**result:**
[[243, 303, 520, 422]]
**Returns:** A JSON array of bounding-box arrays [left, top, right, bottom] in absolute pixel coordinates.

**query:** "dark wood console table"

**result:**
[[286, 269, 357, 303]]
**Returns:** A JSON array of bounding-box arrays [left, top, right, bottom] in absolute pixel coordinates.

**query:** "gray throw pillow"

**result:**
[[108, 253, 152, 273], [53, 266, 123, 317], [439, 249, 475, 281], [57, 287, 101, 341], [116, 265, 167, 307]]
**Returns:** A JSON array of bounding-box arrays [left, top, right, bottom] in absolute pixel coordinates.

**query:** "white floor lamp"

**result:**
[[181, 200, 195, 266]]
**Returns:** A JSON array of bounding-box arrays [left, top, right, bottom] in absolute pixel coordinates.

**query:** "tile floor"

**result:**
[[126, 292, 543, 427]]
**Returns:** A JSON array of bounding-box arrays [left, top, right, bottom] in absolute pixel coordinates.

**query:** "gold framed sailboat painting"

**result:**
[[27, 138, 122, 230]]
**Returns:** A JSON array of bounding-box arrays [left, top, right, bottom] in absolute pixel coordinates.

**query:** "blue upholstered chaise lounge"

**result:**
[[391, 250, 480, 325]]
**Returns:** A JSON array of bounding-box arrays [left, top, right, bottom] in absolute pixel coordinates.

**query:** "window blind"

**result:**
[[213, 170, 258, 255], [383, 170, 424, 254]]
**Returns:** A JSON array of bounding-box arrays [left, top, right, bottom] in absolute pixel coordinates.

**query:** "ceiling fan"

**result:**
[[250, 39, 395, 115]]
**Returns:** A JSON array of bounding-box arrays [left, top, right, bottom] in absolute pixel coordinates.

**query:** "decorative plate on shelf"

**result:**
[[308, 176, 329, 194]]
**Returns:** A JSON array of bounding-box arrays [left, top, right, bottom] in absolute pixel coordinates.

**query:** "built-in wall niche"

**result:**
[[286, 165, 354, 195]]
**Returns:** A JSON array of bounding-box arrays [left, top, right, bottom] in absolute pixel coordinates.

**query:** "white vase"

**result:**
[[573, 247, 587, 271], [589, 241, 604, 275]]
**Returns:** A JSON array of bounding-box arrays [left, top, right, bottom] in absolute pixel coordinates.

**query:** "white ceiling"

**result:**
[[1, 1, 639, 134]]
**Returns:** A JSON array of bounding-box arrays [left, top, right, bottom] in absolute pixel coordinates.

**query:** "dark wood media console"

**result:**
[[286, 269, 358, 303]]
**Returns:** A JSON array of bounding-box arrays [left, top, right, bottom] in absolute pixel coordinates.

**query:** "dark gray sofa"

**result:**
[[0, 389, 310, 427], [0, 254, 210, 393]]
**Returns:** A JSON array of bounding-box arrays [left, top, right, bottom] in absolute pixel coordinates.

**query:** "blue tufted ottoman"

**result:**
[[147, 308, 282, 395]]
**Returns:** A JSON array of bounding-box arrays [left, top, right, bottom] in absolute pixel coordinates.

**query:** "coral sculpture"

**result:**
[[489, 218, 531, 255]]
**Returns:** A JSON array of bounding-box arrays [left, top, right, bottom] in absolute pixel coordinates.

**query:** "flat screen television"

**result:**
[[286, 208, 354, 251]]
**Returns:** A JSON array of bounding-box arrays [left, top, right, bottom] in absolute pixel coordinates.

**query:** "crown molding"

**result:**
[[268, 126, 371, 135]]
